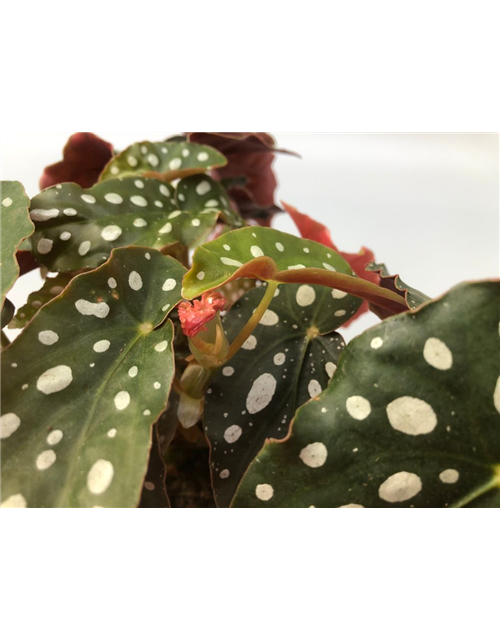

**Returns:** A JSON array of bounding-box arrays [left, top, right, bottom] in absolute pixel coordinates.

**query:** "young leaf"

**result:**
[[100, 141, 227, 183], [182, 227, 408, 314], [9, 274, 73, 329], [30, 175, 241, 272], [232, 281, 500, 508], [0, 248, 186, 508], [366, 262, 430, 312], [1, 181, 34, 304], [204, 283, 347, 507]]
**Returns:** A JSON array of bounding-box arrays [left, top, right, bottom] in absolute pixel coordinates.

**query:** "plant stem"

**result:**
[[1, 330, 10, 349], [226, 281, 278, 361]]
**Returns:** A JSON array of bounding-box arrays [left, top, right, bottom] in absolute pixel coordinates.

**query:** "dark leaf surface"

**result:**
[[9, 274, 73, 329], [205, 283, 347, 507], [367, 262, 430, 311], [233, 282, 500, 508], [1, 248, 186, 508]]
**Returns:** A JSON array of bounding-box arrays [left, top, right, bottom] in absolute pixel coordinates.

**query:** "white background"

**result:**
[[2, 132, 498, 341]]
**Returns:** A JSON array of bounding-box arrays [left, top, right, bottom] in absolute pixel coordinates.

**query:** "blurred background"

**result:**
[[2, 133, 498, 341]]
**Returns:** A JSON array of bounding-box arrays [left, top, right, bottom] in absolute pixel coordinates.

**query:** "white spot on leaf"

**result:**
[[36, 365, 73, 395], [296, 285, 316, 307], [38, 330, 59, 345], [255, 484, 274, 501], [87, 459, 114, 495], [346, 396, 371, 420], [423, 337, 453, 370], [379, 471, 422, 503], [386, 396, 437, 435], [299, 442, 328, 468], [246, 373, 277, 414], [114, 391, 130, 411], [1, 413, 21, 439], [224, 425, 242, 443], [75, 300, 110, 318], [93, 340, 110, 353]]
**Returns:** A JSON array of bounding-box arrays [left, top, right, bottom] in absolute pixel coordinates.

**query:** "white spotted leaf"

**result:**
[[232, 281, 500, 507], [366, 262, 430, 314], [100, 140, 227, 183], [204, 283, 347, 507], [1, 181, 34, 305], [183, 227, 408, 316], [30, 176, 242, 272], [1, 248, 186, 508]]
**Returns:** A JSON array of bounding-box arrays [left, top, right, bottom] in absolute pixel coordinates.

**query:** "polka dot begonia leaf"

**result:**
[[30, 175, 243, 272], [99, 140, 227, 183], [204, 282, 350, 507], [0, 248, 186, 508], [182, 227, 409, 315], [232, 281, 500, 508], [9, 273, 73, 329], [1, 181, 34, 305], [2, 298, 15, 328], [138, 425, 170, 508]]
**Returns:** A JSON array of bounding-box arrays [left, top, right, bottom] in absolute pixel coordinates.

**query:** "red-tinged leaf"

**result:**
[[188, 133, 298, 225], [365, 262, 430, 318], [39, 133, 114, 190], [283, 202, 381, 325]]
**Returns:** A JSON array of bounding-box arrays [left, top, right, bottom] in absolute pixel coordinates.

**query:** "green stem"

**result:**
[[1, 330, 10, 349], [226, 281, 278, 361]]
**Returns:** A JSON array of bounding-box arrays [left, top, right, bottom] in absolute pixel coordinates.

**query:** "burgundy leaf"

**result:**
[[39, 132, 114, 190]]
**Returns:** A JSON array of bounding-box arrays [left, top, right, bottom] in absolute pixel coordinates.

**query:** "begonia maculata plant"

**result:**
[[1, 133, 499, 508]]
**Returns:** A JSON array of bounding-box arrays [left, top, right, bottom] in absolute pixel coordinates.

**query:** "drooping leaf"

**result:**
[[1, 181, 34, 304], [30, 175, 242, 272], [100, 141, 227, 183], [284, 201, 380, 325], [9, 274, 73, 329], [232, 281, 500, 508], [0, 248, 186, 508], [182, 227, 408, 315], [205, 282, 347, 507], [39, 132, 114, 190], [366, 262, 430, 316]]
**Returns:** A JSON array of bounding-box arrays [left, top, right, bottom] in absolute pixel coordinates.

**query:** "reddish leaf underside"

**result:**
[[39, 132, 114, 190], [283, 201, 380, 325]]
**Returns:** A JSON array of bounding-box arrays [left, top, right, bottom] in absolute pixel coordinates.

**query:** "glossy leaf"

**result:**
[[233, 281, 500, 508], [366, 262, 430, 312], [1, 181, 34, 304], [100, 141, 227, 183], [40, 132, 114, 190], [205, 282, 347, 507], [183, 227, 408, 315], [0, 248, 186, 508], [9, 274, 73, 329], [30, 175, 241, 272]]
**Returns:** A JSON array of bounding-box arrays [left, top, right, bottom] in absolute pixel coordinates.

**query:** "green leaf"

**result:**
[[138, 425, 170, 508], [205, 283, 347, 507], [30, 176, 241, 272], [1, 247, 186, 508], [232, 281, 500, 508], [182, 227, 408, 315], [1, 181, 34, 303], [99, 141, 227, 183], [366, 262, 430, 311], [9, 274, 73, 329]]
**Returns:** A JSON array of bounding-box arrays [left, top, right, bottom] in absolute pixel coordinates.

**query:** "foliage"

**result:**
[[1, 133, 497, 508]]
